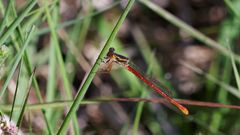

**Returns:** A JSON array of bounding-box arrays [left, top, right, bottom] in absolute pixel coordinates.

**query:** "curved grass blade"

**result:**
[[56, 0, 136, 134], [0, 25, 35, 99]]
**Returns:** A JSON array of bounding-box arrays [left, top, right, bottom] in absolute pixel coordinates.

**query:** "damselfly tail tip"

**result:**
[[176, 103, 189, 115], [181, 108, 189, 115]]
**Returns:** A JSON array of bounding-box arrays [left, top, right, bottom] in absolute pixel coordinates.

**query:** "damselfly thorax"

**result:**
[[102, 47, 129, 71]]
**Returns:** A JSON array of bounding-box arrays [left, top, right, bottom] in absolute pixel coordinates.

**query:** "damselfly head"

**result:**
[[109, 47, 115, 53], [106, 47, 115, 58]]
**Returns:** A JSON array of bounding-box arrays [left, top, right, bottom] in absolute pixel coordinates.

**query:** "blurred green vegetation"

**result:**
[[0, 0, 240, 134]]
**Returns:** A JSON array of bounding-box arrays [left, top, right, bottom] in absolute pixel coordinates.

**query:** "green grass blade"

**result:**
[[224, 0, 240, 18], [139, 0, 240, 63], [228, 44, 240, 92], [0, 1, 4, 14], [61, 2, 93, 135], [9, 59, 23, 121], [0, 0, 37, 45], [46, 39, 57, 106], [77, 1, 93, 50], [132, 93, 145, 135], [180, 60, 240, 98], [44, 1, 72, 101], [0, 25, 35, 99], [16, 68, 35, 127], [2, 1, 53, 132], [45, 2, 58, 123], [56, 0, 136, 134], [0, 0, 13, 34], [43, 1, 80, 134]]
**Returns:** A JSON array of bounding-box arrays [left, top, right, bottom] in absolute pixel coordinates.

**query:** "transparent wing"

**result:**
[[128, 62, 173, 97]]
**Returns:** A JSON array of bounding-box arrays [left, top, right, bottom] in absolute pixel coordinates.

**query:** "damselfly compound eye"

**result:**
[[109, 47, 115, 52]]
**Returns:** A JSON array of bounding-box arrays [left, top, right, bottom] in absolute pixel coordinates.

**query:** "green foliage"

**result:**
[[0, 45, 9, 79], [0, 0, 240, 135]]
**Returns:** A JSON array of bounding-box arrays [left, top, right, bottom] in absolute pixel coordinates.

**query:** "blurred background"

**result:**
[[1, 0, 240, 135]]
